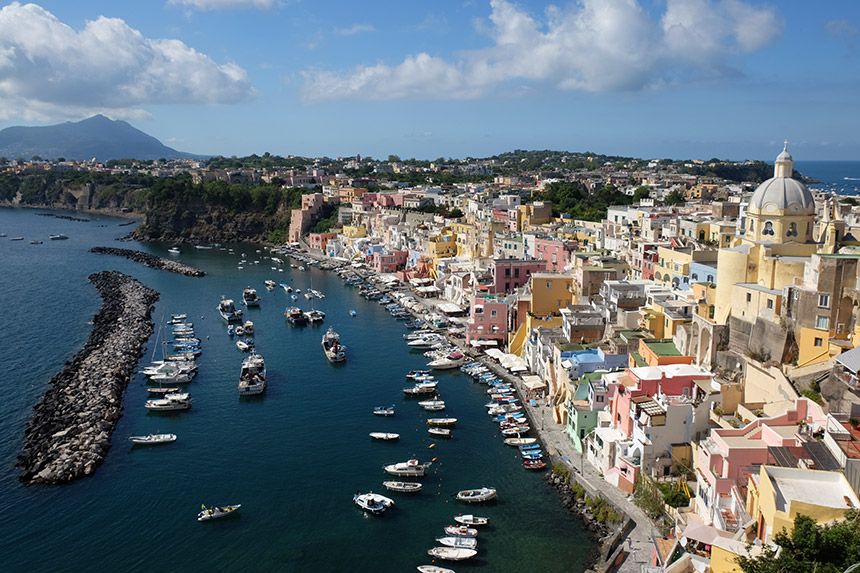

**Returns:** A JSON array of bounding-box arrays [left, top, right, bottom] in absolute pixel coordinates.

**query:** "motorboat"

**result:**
[[418, 399, 445, 411], [281, 283, 293, 293], [369, 432, 400, 441], [455, 488, 496, 503], [30, 240, 43, 244], [321, 327, 346, 363], [264, 280, 276, 290], [238, 352, 266, 395], [453, 514, 489, 526], [236, 339, 253, 352], [428, 427, 452, 438], [500, 426, 530, 436], [146, 386, 180, 394], [383, 459, 431, 477], [235, 326, 245, 336], [416, 566, 455, 573], [197, 504, 241, 522], [504, 437, 537, 446], [145, 393, 192, 411], [127, 433, 176, 445], [373, 405, 395, 416], [383, 481, 422, 493], [353, 492, 394, 515], [167, 246, 181, 254], [444, 524, 478, 537], [427, 547, 477, 561], [218, 296, 243, 322], [427, 418, 457, 426], [306, 309, 326, 323], [242, 320, 255, 335], [428, 352, 466, 370], [406, 369, 432, 380], [403, 384, 437, 396], [49, 234, 69, 240], [436, 536, 477, 550], [285, 306, 308, 325]]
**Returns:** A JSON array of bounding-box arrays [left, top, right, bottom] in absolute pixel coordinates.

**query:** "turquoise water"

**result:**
[[0, 207, 591, 572]]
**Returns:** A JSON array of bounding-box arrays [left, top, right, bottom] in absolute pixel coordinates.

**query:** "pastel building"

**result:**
[[466, 294, 508, 347], [489, 258, 547, 294]]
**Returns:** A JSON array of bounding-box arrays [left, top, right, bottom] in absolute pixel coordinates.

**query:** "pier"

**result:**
[[89, 246, 206, 277]]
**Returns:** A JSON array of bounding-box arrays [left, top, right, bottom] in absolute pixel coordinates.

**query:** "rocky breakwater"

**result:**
[[89, 246, 205, 277], [16, 271, 159, 485]]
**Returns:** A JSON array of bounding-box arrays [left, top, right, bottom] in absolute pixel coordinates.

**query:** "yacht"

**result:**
[[145, 393, 192, 411], [238, 352, 267, 395]]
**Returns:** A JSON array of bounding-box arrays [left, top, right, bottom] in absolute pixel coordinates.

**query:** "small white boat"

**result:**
[[456, 488, 496, 503], [503, 437, 537, 447], [427, 418, 457, 426], [427, 547, 477, 561], [146, 386, 180, 394], [428, 352, 466, 370], [428, 427, 452, 438], [444, 524, 478, 537], [453, 514, 489, 526], [236, 339, 251, 352], [127, 433, 176, 445], [353, 492, 395, 515], [373, 405, 395, 416], [264, 280, 276, 290], [383, 481, 422, 493], [369, 432, 400, 441], [49, 234, 69, 240], [383, 459, 432, 477], [419, 400, 445, 411], [436, 536, 477, 549], [168, 247, 181, 254], [197, 504, 241, 522], [417, 566, 455, 573]]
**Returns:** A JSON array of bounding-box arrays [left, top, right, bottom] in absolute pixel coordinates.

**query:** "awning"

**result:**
[[522, 375, 546, 391], [485, 348, 505, 360]]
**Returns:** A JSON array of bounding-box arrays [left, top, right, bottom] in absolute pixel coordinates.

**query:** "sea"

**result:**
[[795, 160, 860, 196], [0, 207, 592, 572]]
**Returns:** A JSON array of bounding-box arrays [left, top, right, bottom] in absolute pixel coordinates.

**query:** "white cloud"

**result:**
[[301, 0, 783, 102], [0, 2, 254, 121], [335, 24, 376, 36], [167, 0, 275, 10]]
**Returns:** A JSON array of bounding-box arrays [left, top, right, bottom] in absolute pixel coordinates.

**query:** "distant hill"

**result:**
[[0, 115, 203, 162]]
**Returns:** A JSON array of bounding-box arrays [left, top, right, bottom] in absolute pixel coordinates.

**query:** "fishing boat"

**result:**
[[504, 437, 537, 446], [284, 306, 308, 326], [453, 514, 488, 526], [436, 536, 477, 550], [127, 433, 176, 445], [455, 487, 496, 503], [382, 481, 422, 493], [321, 326, 346, 363], [500, 426, 530, 436], [427, 547, 477, 561], [238, 352, 267, 395], [197, 504, 241, 522], [444, 524, 478, 537], [428, 427, 452, 438], [373, 405, 395, 416], [427, 418, 457, 426], [383, 459, 432, 477], [217, 296, 243, 322], [353, 492, 394, 515], [416, 566, 455, 573], [369, 432, 400, 441]]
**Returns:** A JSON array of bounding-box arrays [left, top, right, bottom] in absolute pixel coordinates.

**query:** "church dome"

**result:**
[[748, 145, 814, 212]]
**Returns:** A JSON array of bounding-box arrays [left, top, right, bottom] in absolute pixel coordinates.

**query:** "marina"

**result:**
[[0, 208, 591, 572]]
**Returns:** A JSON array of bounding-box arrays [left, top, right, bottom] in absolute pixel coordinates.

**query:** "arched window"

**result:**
[[655, 272, 662, 281], [691, 273, 699, 281], [787, 222, 798, 237], [749, 220, 755, 233], [763, 221, 775, 236], [707, 274, 714, 283]]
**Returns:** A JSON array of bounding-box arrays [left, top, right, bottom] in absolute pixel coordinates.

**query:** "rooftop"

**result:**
[[643, 339, 683, 357], [764, 466, 860, 513]]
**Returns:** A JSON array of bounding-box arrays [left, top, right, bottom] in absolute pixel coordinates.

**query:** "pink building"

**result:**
[[373, 250, 408, 273], [466, 294, 508, 348], [490, 259, 547, 294], [534, 236, 576, 272]]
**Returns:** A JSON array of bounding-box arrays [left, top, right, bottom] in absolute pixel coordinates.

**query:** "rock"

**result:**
[[89, 246, 205, 277]]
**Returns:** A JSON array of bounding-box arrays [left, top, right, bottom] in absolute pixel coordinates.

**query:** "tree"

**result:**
[[736, 513, 860, 573], [633, 186, 651, 201], [841, 197, 858, 206], [663, 189, 686, 206]]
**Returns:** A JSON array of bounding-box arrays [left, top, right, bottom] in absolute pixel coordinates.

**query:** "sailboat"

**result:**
[[304, 271, 325, 324]]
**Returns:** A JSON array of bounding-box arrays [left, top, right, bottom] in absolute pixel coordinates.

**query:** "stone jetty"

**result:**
[[17, 271, 159, 485], [89, 246, 206, 277]]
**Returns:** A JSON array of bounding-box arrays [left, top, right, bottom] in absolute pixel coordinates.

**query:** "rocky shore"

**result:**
[[89, 246, 206, 277], [16, 271, 159, 485]]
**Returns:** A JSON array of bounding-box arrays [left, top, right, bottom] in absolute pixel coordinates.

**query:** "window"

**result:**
[[546, 282, 551, 289], [746, 293, 752, 303], [514, 268, 520, 278], [818, 294, 830, 308], [763, 221, 775, 236], [707, 275, 714, 282], [767, 299, 773, 309], [814, 337, 823, 347], [816, 316, 830, 330], [491, 310, 497, 318], [750, 220, 755, 232], [787, 222, 798, 237]]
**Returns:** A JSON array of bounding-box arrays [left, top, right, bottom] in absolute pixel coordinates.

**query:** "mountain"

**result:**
[[0, 115, 202, 162]]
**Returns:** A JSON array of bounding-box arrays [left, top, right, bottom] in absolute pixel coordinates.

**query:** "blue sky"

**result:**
[[0, 0, 858, 161]]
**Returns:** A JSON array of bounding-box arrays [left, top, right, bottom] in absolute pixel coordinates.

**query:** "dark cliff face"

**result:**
[[132, 200, 289, 243]]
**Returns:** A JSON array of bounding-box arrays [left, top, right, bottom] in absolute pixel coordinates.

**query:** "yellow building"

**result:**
[[450, 221, 477, 259], [508, 272, 573, 355], [340, 225, 367, 238], [428, 227, 457, 262], [746, 465, 859, 544]]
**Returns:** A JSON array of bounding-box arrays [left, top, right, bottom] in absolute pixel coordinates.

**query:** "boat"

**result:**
[[524, 459, 547, 470], [444, 524, 478, 538], [264, 279, 276, 290], [406, 369, 432, 380], [167, 246, 180, 254], [427, 418, 457, 426], [321, 327, 346, 363], [383, 459, 432, 477], [306, 309, 325, 323], [235, 326, 245, 336], [281, 283, 293, 293], [427, 547, 477, 561], [455, 488, 496, 503], [428, 427, 452, 438], [145, 393, 192, 411], [242, 320, 255, 335], [383, 481, 422, 493], [285, 306, 308, 325], [500, 426, 530, 436], [369, 432, 400, 440], [195, 245, 213, 250], [10, 237, 23, 240], [453, 514, 488, 526], [236, 339, 253, 352], [30, 240, 42, 244], [350, 310, 357, 317], [49, 234, 69, 240], [238, 352, 266, 395], [227, 324, 235, 336], [217, 296, 244, 322], [428, 352, 466, 370], [416, 567, 455, 573], [242, 287, 261, 307], [197, 504, 241, 522], [436, 536, 477, 550], [353, 492, 394, 515], [127, 433, 176, 445], [504, 437, 537, 446], [418, 399, 445, 410], [373, 405, 395, 416], [146, 386, 180, 394]]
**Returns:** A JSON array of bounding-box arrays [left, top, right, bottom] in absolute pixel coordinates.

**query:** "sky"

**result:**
[[0, 0, 858, 161]]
